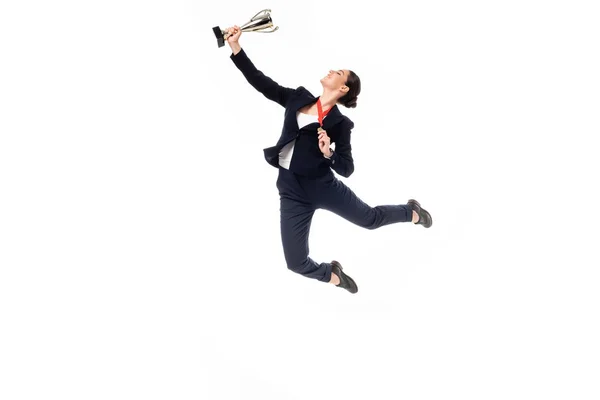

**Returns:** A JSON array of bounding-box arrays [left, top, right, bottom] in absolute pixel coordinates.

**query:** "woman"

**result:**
[[224, 26, 432, 294]]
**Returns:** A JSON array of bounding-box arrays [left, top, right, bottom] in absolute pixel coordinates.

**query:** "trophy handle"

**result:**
[[251, 9, 271, 21], [254, 26, 279, 33]]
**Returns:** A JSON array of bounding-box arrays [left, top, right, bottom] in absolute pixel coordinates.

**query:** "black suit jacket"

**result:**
[[230, 48, 355, 178]]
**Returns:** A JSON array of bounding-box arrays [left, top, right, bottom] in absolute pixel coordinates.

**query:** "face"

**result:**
[[321, 69, 350, 94]]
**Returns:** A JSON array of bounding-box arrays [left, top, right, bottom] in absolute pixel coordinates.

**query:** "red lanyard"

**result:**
[[317, 98, 331, 128]]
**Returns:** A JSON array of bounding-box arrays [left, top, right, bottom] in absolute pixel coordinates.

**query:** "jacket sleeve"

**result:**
[[328, 119, 355, 178], [230, 48, 295, 107]]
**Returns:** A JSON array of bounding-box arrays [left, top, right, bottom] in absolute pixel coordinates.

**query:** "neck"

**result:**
[[319, 89, 339, 110]]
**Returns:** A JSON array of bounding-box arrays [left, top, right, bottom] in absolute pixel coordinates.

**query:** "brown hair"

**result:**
[[339, 70, 361, 108]]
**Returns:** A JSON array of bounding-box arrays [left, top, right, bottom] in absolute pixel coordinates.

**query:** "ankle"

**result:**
[[412, 210, 419, 223], [330, 272, 340, 285]]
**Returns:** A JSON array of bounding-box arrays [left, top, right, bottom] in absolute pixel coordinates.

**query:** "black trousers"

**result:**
[[276, 167, 412, 283]]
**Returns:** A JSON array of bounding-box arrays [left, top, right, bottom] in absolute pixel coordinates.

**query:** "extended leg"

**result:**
[[316, 177, 412, 229]]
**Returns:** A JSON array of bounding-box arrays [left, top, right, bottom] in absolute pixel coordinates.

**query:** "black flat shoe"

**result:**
[[331, 260, 358, 294], [407, 199, 432, 228]]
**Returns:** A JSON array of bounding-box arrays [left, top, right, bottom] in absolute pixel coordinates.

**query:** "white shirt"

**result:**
[[278, 112, 325, 169]]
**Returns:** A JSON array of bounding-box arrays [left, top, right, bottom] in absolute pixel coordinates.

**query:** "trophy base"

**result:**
[[212, 26, 225, 47]]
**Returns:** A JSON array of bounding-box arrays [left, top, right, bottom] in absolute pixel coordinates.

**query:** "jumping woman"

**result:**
[[224, 26, 432, 294]]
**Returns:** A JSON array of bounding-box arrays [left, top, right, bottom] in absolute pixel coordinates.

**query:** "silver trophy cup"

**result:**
[[212, 9, 279, 48]]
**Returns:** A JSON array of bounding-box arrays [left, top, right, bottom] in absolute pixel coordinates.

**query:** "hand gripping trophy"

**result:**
[[212, 9, 279, 48]]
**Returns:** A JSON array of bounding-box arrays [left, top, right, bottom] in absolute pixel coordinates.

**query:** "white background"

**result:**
[[1, 0, 599, 399]]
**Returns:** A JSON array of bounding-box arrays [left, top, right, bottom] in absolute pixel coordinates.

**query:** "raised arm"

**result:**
[[225, 25, 295, 107]]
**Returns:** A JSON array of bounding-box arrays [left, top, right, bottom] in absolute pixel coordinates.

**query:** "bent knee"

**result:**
[[358, 213, 378, 230], [286, 259, 311, 274], [286, 263, 304, 274]]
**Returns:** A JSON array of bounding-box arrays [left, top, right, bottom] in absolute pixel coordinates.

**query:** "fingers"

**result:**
[[318, 129, 329, 153], [226, 26, 241, 41], [318, 136, 330, 150]]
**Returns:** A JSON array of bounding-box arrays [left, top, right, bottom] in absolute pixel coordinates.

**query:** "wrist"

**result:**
[[229, 42, 242, 55]]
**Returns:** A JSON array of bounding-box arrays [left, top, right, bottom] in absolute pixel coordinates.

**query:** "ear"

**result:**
[[340, 85, 349, 93]]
